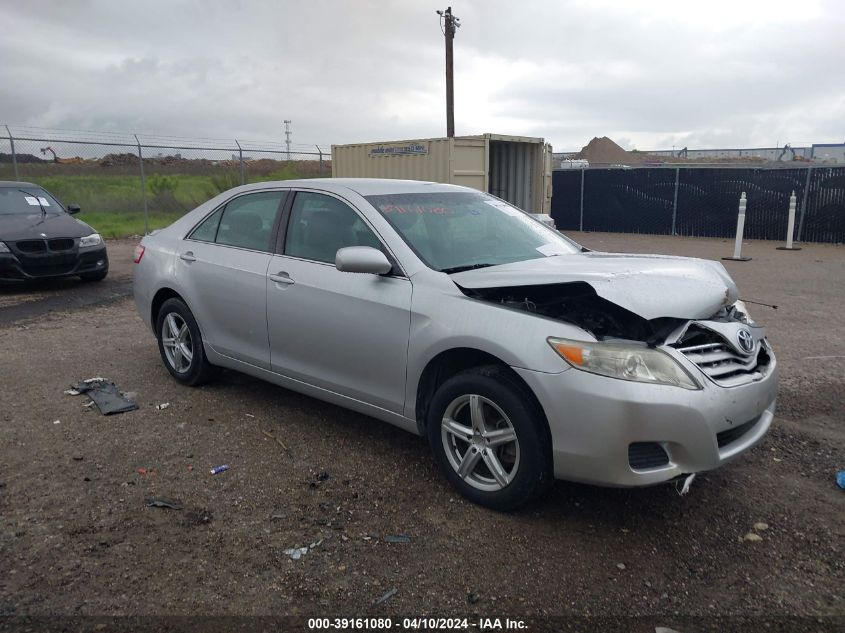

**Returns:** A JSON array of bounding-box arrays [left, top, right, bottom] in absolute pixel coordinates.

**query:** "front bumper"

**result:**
[[515, 349, 778, 487], [0, 245, 108, 282]]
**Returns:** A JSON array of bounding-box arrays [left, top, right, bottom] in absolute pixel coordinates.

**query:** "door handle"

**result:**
[[179, 251, 196, 262], [268, 271, 294, 285]]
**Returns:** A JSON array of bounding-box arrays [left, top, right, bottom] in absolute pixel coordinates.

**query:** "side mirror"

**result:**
[[335, 246, 392, 275], [67, 204, 81, 215]]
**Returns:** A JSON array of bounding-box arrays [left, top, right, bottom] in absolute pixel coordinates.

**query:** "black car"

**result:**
[[0, 181, 108, 282]]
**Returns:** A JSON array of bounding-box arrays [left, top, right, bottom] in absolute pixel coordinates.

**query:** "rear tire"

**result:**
[[426, 365, 553, 511], [155, 297, 215, 386]]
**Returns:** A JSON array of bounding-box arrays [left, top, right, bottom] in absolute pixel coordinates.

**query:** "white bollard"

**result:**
[[723, 192, 752, 261], [777, 190, 802, 250]]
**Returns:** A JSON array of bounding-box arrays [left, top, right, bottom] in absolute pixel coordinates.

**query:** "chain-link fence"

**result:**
[[551, 165, 845, 243], [0, 126, 330, 236]]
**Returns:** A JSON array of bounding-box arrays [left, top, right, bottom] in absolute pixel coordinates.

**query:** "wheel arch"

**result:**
[[150, 287, 184, 330], [414, 347, 550, 441]]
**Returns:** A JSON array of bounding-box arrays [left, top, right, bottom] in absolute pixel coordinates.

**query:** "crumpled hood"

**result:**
[[0, 212, 93, 241], [451, 252, 739, 320]]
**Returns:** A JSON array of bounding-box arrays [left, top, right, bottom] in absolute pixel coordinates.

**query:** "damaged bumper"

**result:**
[[514, 347, 778, 487]]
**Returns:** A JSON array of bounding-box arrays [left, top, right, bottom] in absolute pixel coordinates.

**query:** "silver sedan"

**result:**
[[133, 179, 778, 510]]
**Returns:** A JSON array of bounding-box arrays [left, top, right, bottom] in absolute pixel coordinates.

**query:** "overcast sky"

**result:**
[[1, 0, 842, 151]]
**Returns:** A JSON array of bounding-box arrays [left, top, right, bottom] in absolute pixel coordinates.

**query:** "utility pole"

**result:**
[[284, 120, 292, 160], [437, 7, 460, 137]]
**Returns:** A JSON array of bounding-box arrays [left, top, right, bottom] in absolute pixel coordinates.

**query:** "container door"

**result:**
[[542, 143, 553, 214], [450, 137, 488, 193]]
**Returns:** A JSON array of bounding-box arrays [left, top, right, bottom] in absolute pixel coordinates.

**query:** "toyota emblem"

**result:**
[[736, 329, 755, 355]]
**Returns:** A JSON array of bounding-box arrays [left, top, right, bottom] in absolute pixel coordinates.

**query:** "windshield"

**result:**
[[0, 188, 63, 215], [365, 191, 580, 272]]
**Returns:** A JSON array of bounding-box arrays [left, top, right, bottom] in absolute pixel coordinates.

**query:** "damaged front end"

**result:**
[[459, 282, 773, 389]]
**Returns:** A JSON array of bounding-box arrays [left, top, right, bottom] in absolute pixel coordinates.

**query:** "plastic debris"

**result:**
[[316, 471, 330, 481], [753, 522, 769, 531], [616, 563, 627, 570], [742, 532, 763, 542], [374, 588, 398, 606], [52, 419, 61, 425], [837, 471, 845, 490], [677, 473, 696, 496], [68, 378, 138, 415], [64, 388, 81, 396], [655, 628, 683, 633], [284, 539, 322, 560], [155, 403, 170, 410], [210, 464, 230, 475], [384, 534, 411, 544], [145, 498, 184, 510]]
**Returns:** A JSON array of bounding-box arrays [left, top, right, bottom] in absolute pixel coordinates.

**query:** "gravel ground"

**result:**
[[0, 234, 842, 631]]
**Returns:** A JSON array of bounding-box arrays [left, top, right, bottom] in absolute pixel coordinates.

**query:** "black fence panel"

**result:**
[[802, 168, 845, 243], [582, 168, 676, 234], [550, 170, 581, 229], [551, 166, 845, 243], [675, 167, 806, 240]]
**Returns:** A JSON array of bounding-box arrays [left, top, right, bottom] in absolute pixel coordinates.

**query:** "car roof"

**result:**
[[238, 177, 471, 197], [0, 181, 41, 189]]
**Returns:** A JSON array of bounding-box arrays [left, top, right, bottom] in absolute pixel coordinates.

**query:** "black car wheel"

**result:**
[[155, 297, 215, 386], [426, 365, 553, 511]]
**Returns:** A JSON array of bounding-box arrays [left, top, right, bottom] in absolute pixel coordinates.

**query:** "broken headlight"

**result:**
[[732, 300, 754, 324], [548, 337, 700, 390]]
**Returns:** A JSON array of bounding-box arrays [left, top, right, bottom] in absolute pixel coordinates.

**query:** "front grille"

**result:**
[[717, 418, 758, 448], [48, 238, 75, 251], [628, 442, 670, 470], [15, 240, 47, 253], [673, 325, 771, 387]]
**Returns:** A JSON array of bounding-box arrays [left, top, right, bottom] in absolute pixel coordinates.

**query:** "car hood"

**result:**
[[450, 252, 739, 320], [0, 212, 94, 241]]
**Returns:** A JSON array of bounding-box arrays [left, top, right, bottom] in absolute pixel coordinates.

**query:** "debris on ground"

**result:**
[[155, 402, 170, 410], [210, 464, 230, 475], [837, 471, 845, 490], [316, 471, 330, 481], [52, 420, 61, 425], [753, 522, 769, 531], [283, 539, 323, 560], [467, 592, 480, 604], [66, 378, 138, 415], [616, 563, 627, 570], [742, 532, 763, 543], [257, 421, 288, 450], [373, 588, 398, 606], [145, 498, 184, 510], [384, 534, 411, 544]]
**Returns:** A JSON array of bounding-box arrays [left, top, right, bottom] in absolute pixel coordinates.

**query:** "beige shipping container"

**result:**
[[331, 133, 553, 214]]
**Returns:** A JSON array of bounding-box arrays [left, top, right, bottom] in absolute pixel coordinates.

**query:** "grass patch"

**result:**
[[79, 211, 184, 239]]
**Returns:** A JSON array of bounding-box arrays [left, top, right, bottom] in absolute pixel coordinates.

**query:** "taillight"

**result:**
[[133, 244, 145, 264]]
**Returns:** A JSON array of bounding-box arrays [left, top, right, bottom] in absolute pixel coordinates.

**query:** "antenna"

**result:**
[[284, 120, 292, 160]]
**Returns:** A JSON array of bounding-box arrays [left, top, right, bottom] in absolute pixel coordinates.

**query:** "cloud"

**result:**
[[0, 0, 842, 152]]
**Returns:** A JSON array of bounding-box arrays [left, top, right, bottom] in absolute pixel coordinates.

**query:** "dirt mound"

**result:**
[[576, 137, 644, 166]]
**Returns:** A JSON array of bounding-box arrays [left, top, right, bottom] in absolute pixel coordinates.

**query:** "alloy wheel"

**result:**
[[161, 312, 193, 374], [440, 394, 520, 492]]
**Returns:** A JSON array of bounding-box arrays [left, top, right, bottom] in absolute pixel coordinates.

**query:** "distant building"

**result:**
[[647, 143, 845, 164]]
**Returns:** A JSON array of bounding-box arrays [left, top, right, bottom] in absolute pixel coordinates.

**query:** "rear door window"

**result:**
[[214, 191, 286, 252]]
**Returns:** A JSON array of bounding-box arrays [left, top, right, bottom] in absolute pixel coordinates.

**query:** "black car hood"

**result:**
[[0, 213, 94, 241]]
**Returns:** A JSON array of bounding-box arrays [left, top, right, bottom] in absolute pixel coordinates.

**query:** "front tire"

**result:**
[[426, 365, 553, 511], [155, 297, 215, 386]]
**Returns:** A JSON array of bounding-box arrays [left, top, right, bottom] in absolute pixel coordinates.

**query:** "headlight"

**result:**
[[0, 242, 9, 253], [548, 337, 700, 390], [79, 233, 102, 248]]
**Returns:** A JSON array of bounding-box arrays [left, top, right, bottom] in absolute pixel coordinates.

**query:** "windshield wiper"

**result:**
[[440, 263, 497, 274], [19, 189, 46, 218]]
